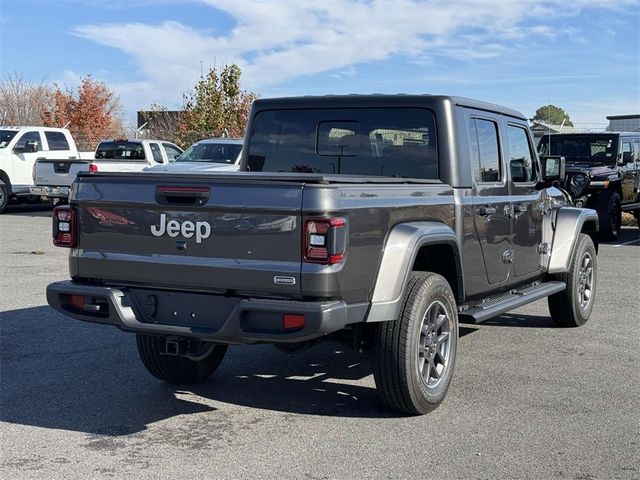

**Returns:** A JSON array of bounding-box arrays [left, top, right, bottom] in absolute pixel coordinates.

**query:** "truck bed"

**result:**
[[69, 171, 454, 304]]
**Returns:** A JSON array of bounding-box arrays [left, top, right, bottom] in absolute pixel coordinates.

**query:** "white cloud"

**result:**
[[71, 0, 640, 111]]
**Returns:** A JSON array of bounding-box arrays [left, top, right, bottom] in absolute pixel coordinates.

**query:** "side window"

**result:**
[[14, 131, 42, 151], [45, 131, 70, 151], [507, 125, 536, 183], [149, 143, 164, 163], [95, 142, 115, 159], [162, 143, 183, 162], [621, 142, 634, 163], [470, 118, 501, 183]]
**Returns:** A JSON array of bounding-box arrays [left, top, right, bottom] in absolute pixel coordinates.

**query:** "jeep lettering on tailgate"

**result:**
[[150, 213, 211, 243]]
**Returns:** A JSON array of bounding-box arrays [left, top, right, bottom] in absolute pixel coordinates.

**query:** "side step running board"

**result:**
[[621, 202, 640, 211], [458, 281, 566, 324]]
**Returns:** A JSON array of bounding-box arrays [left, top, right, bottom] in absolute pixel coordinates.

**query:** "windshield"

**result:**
[[247, 108, 438, 179], [538, 134, 618, 164], [176, 142, 242, 164], [0, 130, 18, 148]]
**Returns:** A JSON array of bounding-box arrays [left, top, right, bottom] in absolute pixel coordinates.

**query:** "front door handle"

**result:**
[[479, 206, 497, 216], [513, 204, 527, 214]]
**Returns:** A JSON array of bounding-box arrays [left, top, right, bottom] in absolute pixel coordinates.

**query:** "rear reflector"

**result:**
[[69, 295, 85, 310], [88, 163, 98, 173], [283, 314, 305, 330]]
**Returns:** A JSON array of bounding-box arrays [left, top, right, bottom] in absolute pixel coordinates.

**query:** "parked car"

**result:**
[[47, 94, 599, 415], [145, 138, 242, 174], [538, 132, 640, 239], [0, 126, 93, 213], [31, 138, 183, 201]]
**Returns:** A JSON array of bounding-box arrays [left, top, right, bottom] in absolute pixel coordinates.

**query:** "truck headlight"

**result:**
[[570, 174, 588, 196]]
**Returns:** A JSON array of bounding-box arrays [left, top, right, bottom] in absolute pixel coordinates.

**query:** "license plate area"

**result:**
[[127, 288, 240, 329]]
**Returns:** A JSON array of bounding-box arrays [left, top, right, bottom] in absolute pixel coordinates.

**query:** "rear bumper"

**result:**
[[47, 281, 355, 344], [30, 185, 69, 198]]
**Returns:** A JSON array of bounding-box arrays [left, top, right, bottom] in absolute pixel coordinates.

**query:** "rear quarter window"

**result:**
[[45, 131, 70, 151]]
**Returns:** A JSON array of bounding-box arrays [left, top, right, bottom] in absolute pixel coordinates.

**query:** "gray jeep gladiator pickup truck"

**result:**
[[47, 95, 599, 415]]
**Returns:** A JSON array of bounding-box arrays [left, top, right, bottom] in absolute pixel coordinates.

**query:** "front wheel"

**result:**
[[374, 272, 458, 415], [548, 233, 597, 327], [595, 190, 621, 240], [135, 334, 227, 384], [0, 181, 9, 214]]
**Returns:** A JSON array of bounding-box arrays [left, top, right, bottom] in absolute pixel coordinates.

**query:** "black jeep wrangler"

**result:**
[[538, 132, 640, 239]]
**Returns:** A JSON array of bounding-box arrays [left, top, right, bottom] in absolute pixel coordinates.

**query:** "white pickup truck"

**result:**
[[31, 138, 183, 201], [0, 126, 93, 213]]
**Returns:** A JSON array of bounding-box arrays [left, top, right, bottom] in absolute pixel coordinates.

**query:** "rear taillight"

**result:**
[[88, 163, 98, 173], [53, 205, 77, 248], [303, 217, 347, 264]]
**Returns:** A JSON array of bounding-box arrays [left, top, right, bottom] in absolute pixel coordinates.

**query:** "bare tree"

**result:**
[[139, 104, 184, 142], [0, 72, 54, 125]]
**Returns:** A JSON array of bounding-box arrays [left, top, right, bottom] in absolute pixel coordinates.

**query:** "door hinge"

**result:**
[[538, 242, 549, 254], [502, 249, 514, 263]]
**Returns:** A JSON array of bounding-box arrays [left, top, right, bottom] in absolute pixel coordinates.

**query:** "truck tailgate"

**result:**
[[35, 159, 90, 186], [73, 174, 303, 298]]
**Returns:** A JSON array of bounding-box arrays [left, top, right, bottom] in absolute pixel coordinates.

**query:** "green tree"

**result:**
[[178, 64, 257, 147], [531, 104, 574, 127]]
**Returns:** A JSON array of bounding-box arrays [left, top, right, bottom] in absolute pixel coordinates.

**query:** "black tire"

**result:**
[[374, 272, 458, 415], [595, 190, 621, 240], [0, 180, 8, 214], [135, 334, 227, 384], [547, 233, 597, 328]]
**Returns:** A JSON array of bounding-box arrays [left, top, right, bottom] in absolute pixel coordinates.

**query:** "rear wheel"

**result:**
[[595, 190, 621, 240], [548, 233, 597, 327], [135, 334, 227, 384], [0, 180, 8, 214], [374, 272, 458, 415]]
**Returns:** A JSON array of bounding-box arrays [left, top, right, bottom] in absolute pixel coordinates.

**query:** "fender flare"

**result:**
[[548, 207, 599, 274], [366, 221, 463, 322]]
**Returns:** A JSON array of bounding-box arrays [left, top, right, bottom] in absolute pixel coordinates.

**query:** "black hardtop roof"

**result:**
[[546, 132, 640, 137], [252, 94, 526, 121]]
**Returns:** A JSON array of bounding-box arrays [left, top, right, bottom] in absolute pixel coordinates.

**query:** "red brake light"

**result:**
[[303, 217, 347, 264], [53, 206, 77, 247], [88, 163, 98, 173]]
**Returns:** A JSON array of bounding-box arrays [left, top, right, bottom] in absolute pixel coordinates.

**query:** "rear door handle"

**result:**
[[478, 206, 497, 216]]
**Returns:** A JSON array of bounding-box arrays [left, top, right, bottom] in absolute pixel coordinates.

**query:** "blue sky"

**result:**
[[1, 0, 639, 128]]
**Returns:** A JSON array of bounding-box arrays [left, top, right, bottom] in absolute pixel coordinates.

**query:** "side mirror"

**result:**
[[540, 155, 565, 182], [24, 140, 39, 153], [622, 152, 634, 164]]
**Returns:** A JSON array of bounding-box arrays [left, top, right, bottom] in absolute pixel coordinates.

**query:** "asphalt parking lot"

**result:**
[[1, 203, 639, 480]]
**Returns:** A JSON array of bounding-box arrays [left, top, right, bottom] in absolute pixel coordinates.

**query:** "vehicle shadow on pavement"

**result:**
[[0, 306, 223, 436], [3, 306, 462, 436], [1, 203, 53, 217], [601, 227, 640, 245]]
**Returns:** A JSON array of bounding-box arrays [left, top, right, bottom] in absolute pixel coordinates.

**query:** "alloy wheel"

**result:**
[[417, 300, 451, 389]]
